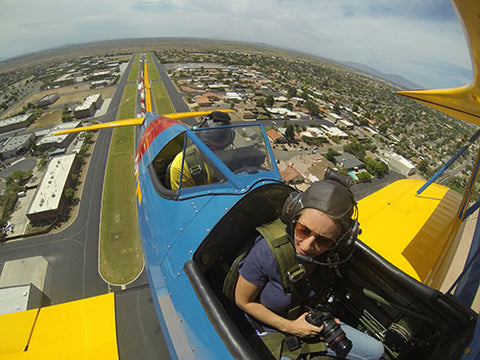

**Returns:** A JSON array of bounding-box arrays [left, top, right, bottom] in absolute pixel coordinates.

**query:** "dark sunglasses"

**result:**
[[294, 221, 337, 250]]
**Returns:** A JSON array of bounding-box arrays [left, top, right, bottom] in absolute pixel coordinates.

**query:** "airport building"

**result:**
[[36, 93, 59, 108], [35, 121, 81, 150], [73, 93, 102, 119], [0, 284, 46, 315], [0, 133, 35, 159], [26, 153, 78, 224], [0, 256, 52, 315], [0, 113, 34, 134]]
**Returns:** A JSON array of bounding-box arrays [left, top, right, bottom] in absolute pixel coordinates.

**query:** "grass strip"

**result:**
[[127, 54, 141, 82], [151, 82, 175, 114], [99, 82, 143, 284], [146, 53, 160, 80]]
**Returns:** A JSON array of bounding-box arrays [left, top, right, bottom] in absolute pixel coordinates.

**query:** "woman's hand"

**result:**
[[236, 276, 326, 338], [285, 312, 324, 338]]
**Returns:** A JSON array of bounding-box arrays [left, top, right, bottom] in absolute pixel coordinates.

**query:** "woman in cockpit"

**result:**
[[234, 171, 384, 360]]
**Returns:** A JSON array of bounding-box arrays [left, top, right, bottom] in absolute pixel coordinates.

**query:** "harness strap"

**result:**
[[261, 331, 327, 360], [184, 146, 208, 185], [256, 219, 306, 319]]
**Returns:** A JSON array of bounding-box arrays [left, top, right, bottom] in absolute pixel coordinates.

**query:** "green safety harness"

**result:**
[[184, 145, 210, 185]]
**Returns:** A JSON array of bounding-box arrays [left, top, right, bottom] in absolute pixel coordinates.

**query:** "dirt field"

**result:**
[[4, 85, 117, 129], [3, 85, 116, 117], [28, 109, 63, 129]]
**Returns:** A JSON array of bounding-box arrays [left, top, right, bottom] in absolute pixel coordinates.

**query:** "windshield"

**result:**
[[177, 124, 275, 191]]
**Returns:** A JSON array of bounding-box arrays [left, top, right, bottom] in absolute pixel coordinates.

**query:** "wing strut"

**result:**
[[416, 128, 480, 195]]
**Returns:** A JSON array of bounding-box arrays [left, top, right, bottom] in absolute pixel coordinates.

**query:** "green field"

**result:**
[[117, 83, 137, 120], [146, 53, 160, 80], [127, 54, 141, 82], [152, 81, 176, 114], [99, 81, 143, 285]]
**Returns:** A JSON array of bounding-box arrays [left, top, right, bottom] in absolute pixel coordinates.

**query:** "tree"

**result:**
[[325, 148, 340, 163], [256, 97, 266, 108], [333, 102, 341, 114], [286, 86, 297, 98], [64, 188, 75, 204], [303, 100, 320, 117], [364, 157, 388, 176], [61, 105, 72, 122], [300, 88, 310, 100], [417, 159, 429, 173], [357, 171, 372, 182], [265, 95, 274, 107], [344, 142, 366, 161], [285, 124, 295, 142], [83, 132, 93, 144]]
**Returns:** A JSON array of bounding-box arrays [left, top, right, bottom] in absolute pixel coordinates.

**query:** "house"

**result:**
[[266, 129, 286, 144], [195, 92, 220, 107], [334, 153, 364, 171], [280, 166, 304, 184]]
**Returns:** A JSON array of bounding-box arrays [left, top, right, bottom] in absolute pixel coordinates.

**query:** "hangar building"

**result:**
[[26, 153, 78, 224]]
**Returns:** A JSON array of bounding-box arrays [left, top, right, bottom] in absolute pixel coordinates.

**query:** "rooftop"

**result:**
[[27, 153, 77, 215]]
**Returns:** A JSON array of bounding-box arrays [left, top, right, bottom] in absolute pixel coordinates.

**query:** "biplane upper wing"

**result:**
[[398, 0, 480, 126]]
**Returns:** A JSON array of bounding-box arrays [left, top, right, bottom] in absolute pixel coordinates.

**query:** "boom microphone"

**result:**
[[295, 250, 355, 266]]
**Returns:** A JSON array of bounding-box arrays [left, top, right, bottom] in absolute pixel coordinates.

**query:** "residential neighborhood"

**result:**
[[0, 44, 478, 237]]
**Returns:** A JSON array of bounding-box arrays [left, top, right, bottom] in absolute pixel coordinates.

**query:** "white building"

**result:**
[[0, 256, 51, 292], [0, 284, 45, 315], [224, 91, 242, 101], [0, 133, 35, 159], [337, 119, 354, 130], [73, 93, 102, 119], [0, 114, 33, 134], [320, 125, 348, 138], [36, 121, 81, 150], [306, 127, 326, 138], [381, 150, 416, 176], [26, 153, 78, 223]]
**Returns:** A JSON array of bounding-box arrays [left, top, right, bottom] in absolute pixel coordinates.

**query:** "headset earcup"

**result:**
[[281, 191, 302, 228]]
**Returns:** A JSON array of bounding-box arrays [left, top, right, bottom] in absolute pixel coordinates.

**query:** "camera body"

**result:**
[[305, 305, 353, 358]]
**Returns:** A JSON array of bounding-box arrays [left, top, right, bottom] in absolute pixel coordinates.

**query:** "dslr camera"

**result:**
[[305, 304, 353, 358]]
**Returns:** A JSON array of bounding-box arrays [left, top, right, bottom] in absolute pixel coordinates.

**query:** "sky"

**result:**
[[0, 0, 473, 89]]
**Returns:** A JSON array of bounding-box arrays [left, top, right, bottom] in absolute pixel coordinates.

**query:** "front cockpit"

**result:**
[[149, 123, 281, 199]]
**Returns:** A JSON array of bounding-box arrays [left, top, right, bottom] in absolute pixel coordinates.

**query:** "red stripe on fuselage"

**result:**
[[136, 116, 179, 165]]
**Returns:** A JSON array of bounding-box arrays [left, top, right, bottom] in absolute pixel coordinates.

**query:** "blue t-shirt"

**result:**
[[239, 235, 331, 314]]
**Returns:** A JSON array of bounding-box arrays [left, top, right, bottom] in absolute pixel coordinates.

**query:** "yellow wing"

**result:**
[[0, 293, 118, 359], [54, 110, 234, 135], [358, 180, 464, 289], [398, 0, 480, 126]]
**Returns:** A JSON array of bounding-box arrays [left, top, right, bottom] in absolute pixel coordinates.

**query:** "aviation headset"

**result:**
[[194, 111, 235, 148], [281, 168, 360, 265]]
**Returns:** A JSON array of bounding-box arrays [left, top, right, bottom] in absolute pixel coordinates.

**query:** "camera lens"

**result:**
[[323, 319, 353, 358], [305, 308, 352, 358]]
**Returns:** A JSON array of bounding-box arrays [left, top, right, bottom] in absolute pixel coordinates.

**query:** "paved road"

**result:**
[[0, 128, 112, 303], [0, 55, 138, 304]]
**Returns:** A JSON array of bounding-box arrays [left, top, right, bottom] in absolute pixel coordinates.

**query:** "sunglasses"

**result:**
[[294, 221, 337, 250]]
